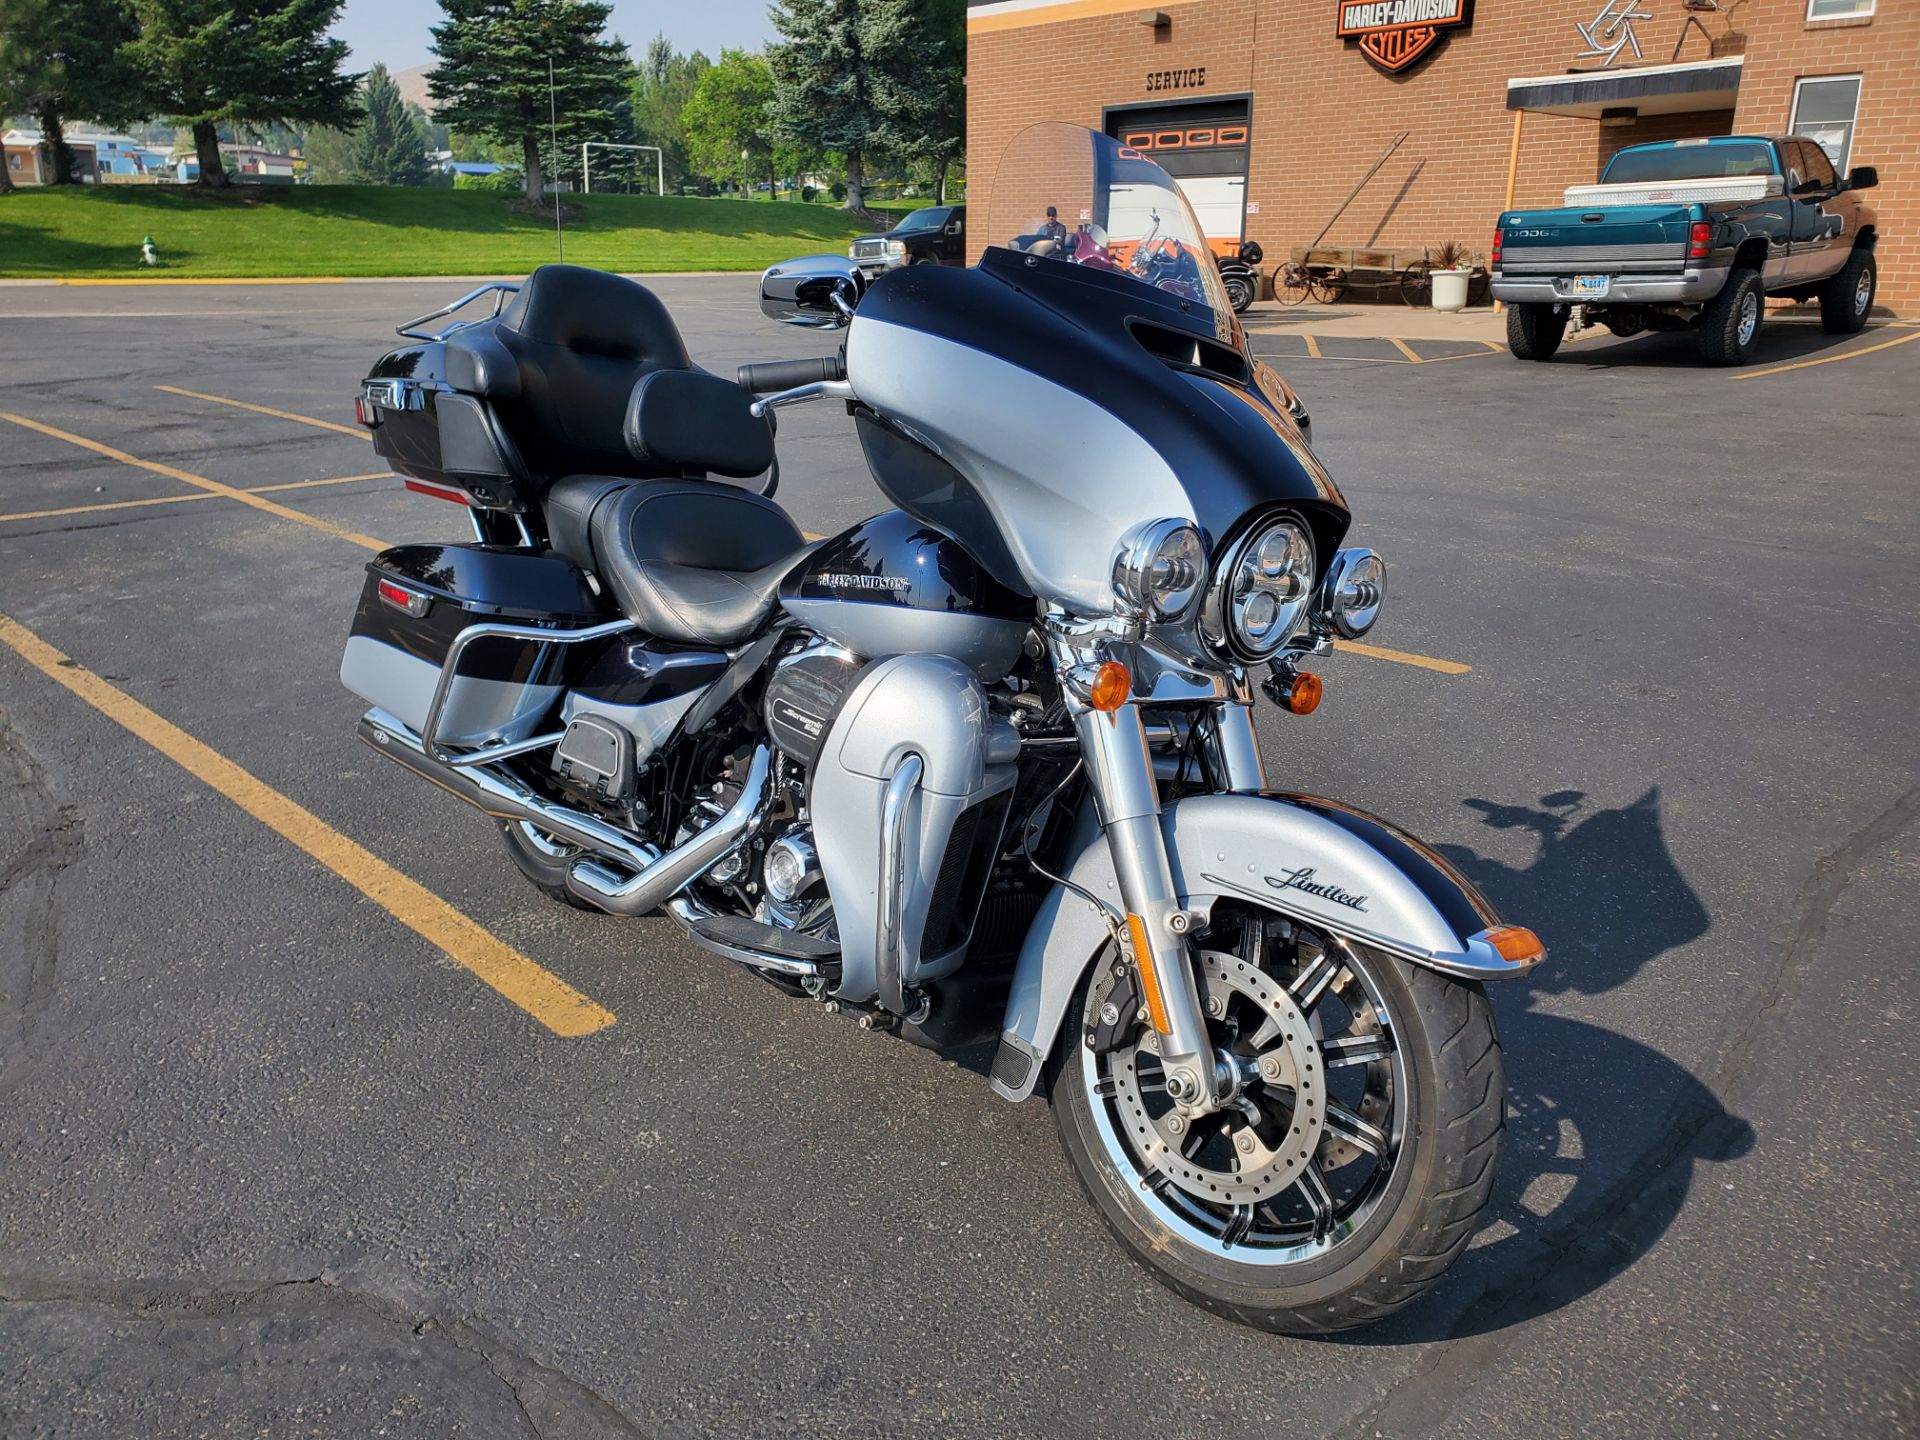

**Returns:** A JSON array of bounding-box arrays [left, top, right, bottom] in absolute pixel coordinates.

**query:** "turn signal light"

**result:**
[[1277, 669, 1322, 715], [1088, 660, 1132, 713], [1483, 926, 1545, 965], [1687, 221, 1711, 260]]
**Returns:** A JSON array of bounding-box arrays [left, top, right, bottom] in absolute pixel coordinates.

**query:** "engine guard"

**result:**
[[988, 790, 1545, 1101]]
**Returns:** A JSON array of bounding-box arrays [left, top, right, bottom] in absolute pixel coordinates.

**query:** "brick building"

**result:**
[[966, 0, 1916, 309]]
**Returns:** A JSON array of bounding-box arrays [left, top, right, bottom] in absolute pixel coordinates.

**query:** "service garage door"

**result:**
[[1104, 99, 1251, 254]]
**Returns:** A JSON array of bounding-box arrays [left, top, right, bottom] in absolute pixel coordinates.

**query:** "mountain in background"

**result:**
[[393, 64, 436, 113]]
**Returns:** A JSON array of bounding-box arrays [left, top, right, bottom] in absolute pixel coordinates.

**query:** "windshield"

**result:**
[[1603, 141, 1776, 184], [984, 122, 1235, 333], [892, 207, 949, 232]]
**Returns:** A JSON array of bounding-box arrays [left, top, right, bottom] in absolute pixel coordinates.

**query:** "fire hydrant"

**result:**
[[141, 235, 158, 267]]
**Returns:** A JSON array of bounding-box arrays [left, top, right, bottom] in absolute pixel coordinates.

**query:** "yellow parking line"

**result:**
[[0, 472, 391, 525], [1386, 336, 1424, 363], [0, 412, 386, 552], [1730, 326, 1920, 380], [0, 611, 615, 1037], [1302, 333, 1324, 360], [155, 385, 370, 440], [59, 276, 348, 286], [1334, 638, 1472, 675]]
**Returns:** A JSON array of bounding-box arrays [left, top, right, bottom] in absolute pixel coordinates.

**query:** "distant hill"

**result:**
[[393, 64, 436, 113]]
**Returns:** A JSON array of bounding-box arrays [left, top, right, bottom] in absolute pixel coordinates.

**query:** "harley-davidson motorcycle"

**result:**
[[341, 123, 1543, 1332]]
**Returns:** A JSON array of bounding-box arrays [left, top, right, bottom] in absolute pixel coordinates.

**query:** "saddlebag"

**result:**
[[340, 543, 604, 747]]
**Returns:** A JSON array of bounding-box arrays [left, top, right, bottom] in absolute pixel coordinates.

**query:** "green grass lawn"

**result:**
[[0, 184, 875, 279]]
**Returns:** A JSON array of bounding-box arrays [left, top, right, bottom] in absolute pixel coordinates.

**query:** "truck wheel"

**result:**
[[1505, 303, 1565, 361], [1698, 268, 1763, 366], [1818, 248, 1876, 334]]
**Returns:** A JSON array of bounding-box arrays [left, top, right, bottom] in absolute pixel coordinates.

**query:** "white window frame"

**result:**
[[1805, 0, 1874, 20], [1789, 73, 1863, 176]]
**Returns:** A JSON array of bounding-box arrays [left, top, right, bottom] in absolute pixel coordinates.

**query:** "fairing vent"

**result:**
[[1129, 320, 1250, 388]]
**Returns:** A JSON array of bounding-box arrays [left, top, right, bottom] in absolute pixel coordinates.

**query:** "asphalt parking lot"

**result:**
[[1, 276, 1915, 1439]]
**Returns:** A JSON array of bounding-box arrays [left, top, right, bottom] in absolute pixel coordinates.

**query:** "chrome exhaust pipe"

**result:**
[[357, 708, 660, 871], [565, 745, 773, 916]]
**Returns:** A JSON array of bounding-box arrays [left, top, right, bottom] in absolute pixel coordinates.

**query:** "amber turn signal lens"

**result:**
[[1280, 670, 1323, 715], [1088, 660, 1132, 713], [1483, 926, 1545, 965]]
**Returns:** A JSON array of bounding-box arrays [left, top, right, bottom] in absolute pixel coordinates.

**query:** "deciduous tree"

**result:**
[[680, 49, 776, 197], [428, 0, 630, 205], [125, 0, 357, 188]]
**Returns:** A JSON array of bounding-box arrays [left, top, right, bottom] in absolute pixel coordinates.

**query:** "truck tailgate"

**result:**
[[1499, 204, 1693, 275]]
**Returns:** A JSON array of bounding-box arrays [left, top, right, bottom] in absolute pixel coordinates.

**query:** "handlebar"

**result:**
[[737, 355, 846, 393]]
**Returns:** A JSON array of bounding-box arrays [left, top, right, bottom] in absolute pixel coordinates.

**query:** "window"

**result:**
[[1806, 0, 1873, 19], [1790, 75, 1863, 174]]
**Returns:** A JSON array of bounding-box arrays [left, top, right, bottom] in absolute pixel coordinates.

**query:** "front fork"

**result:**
[[1063, 658, 1266, 1111]]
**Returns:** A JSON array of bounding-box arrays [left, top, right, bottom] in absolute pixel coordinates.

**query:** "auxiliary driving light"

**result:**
[[1321, 548, 1386, 639]]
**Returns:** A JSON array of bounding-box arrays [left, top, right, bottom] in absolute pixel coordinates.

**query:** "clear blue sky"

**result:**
[[334, 0, 780, 72]]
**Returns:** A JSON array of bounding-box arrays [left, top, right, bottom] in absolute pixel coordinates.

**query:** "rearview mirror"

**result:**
[[1844, 165, 1878, 192], [760, 255, 866, 329]]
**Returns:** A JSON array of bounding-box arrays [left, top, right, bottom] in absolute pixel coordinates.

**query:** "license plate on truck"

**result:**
[[1572, 275, 1610, 296]]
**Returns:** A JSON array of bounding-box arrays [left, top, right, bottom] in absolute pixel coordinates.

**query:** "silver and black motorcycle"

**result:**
[[341, 124, 1543, 1332]]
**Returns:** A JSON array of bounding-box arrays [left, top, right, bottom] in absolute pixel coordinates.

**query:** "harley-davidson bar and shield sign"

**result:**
[[1336, 0, 1474, 72]]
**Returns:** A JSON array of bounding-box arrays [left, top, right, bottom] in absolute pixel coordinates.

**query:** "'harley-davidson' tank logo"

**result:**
[[1336, 0, 1473, 73], [1265, 865, 1370, 912], [816, 572, 910, 594]]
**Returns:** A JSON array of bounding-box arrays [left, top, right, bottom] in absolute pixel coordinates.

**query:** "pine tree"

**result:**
[[428, 0, 631, 205], [768, 0, 875, 211], [865, 0, 963, 203], [126, 0, 357, 188], [0, 0, 144, 186], [349, 63, 429, 185]]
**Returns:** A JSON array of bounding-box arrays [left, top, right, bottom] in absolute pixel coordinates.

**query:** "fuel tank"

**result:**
[[780, 510, 1034, 680]]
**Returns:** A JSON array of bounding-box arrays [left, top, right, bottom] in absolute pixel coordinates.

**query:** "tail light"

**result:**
[[1491, 226, 1503, 269], [1687, 221, 1711, 260]]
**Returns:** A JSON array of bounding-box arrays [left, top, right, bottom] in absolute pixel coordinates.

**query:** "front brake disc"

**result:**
[[1109, 951, 1327, 1206]]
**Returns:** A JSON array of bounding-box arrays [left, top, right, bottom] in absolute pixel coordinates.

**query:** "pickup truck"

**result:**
[[1491, 135, 1880, 366], [848, 204, 967, 275]]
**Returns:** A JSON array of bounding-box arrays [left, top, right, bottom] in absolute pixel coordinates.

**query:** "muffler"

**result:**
[[357, 709, 772, 916]]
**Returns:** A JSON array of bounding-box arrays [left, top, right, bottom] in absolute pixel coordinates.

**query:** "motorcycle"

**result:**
[[1219, 238, 1264, 314], [341, 123, 1542, 1333]]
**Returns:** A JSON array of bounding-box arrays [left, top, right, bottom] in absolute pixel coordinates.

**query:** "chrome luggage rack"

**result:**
[[396, 281, 523, 341]]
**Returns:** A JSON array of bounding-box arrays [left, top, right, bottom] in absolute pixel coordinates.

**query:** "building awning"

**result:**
[[1506, 56, 1743, 120]]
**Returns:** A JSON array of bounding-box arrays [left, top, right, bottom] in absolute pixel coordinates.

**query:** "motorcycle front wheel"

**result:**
[[1048, 903, 1504, 1333]]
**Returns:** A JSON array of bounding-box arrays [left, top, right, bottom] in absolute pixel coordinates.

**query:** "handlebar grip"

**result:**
[[737, 355, 845, 393]]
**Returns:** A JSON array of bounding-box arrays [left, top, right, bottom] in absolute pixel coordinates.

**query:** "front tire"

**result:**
[[1048, 910, 1505, 1333], [1698, 267, 1763, 365], [1506, 302, 1565, 360], [1819, 247, 1875, 334]]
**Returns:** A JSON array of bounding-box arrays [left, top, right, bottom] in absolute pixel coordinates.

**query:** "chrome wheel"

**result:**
[[1080, 911, 1407, 1265], [1737, 290, 1760, 348]]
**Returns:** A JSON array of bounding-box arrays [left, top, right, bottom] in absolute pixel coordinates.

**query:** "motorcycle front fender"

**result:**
[[988, 790, 1544, 1101]]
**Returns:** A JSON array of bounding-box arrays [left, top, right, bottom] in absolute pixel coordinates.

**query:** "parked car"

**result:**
[[1491, 135, 1880, 365], [849, 204, 967, 274]]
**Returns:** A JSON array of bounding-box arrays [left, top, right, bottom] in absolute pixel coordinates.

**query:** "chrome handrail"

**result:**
[[396, 281, 522, 341]]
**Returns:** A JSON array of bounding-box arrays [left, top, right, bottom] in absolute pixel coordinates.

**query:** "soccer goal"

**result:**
[[580, 142, 666, 197]]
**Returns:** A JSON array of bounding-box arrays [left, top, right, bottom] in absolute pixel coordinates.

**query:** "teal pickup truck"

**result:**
[[1491, 135, 1881, 366]]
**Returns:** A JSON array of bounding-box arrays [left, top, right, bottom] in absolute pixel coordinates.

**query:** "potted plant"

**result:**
[[1429, 239, 1474, 312]]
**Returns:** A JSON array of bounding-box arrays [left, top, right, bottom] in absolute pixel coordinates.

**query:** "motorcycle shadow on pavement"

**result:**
[[1346, 785, 1755, 1344]]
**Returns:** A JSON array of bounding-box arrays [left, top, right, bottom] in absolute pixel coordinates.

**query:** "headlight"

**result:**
[[1319, 548, 1386, 638], [1112, 518, 1206, 622], [1202, 518, 1315, 661]]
